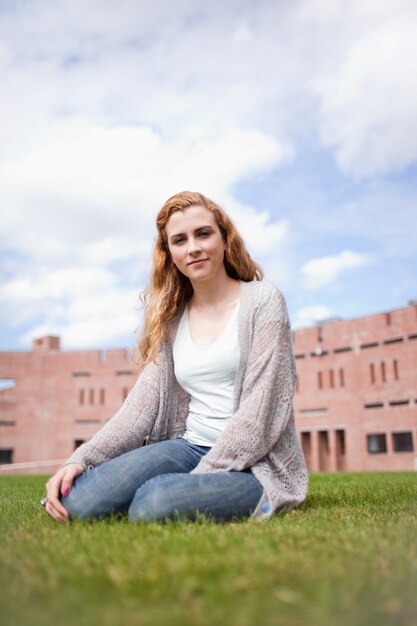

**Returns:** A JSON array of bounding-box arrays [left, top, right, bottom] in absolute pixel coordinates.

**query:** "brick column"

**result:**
[[310, 429, 320, 472], [414, 432, 417, 471], [328, 429, 337, 472]]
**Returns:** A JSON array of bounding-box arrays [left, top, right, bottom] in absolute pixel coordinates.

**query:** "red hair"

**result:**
[[135, 191, 263, 370]]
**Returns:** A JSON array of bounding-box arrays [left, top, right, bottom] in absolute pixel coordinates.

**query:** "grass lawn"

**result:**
[[0, 472, 416, 626]]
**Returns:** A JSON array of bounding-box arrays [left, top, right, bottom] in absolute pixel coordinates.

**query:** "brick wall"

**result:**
[[1, 303, 416, 473], [0, 337, 136, 473], [293, 303, 417, 471]]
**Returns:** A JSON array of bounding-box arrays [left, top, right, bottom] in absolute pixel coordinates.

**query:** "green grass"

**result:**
[[0, 472, 416, 626]]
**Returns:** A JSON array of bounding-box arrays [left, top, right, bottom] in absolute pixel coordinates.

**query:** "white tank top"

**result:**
[[173, 299, 241, 447]]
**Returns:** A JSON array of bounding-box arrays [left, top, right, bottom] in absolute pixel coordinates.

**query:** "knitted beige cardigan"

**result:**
[[64, 280, 309, 520]]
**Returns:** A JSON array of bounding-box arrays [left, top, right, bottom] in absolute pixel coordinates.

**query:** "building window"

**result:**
[[381, 361, 386, 382], [392, 432, 414, 452], [122, 387, 129, 401], [301, 432, 311, 454], [79, 389, 85, 405], [339, 368, 345, 387], [318, 430, 330, 471], [367, 434, 387, 454], [74, 439, 85, 450], [319, 430, 329, 452], [385, 312, 391, 325], [329, 370, 334, 388], [0, 448, 14, 464], [89, 389, 94, 405], [318, 371, 323, 389], [100, 388, 105, 405], [301, 432, 311, 469], [0, 378, 16, 391], [389, 399, 409, 407], [393, 359, 399, 380], [370, 363, 375, 384], [336, 429, 345, 455], [300, 407, 328, 415], [383, 337, 403, 345], [335, 429, 346, 471]]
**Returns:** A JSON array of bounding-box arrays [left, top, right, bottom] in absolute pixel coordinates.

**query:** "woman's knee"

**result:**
[[60, 473, 119, 520], [128, 474, 182, 522], [61, 487, 95, 520]]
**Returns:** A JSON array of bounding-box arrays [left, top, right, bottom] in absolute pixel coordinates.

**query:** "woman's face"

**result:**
[[165, 205, 226, 283]]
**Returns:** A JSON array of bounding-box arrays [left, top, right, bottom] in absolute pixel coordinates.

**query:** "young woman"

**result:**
[[41, 191, 308, 523]]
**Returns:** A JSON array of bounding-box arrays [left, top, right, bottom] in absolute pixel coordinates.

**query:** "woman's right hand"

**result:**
[[44, 463, 85, 522]]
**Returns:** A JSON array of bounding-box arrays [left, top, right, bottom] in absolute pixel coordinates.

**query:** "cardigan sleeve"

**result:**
[[61, 360, 161, 470], [191, 287, 296, 474]]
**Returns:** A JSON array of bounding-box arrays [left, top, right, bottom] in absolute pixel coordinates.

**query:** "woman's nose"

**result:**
[[187, 237, 201, 253]]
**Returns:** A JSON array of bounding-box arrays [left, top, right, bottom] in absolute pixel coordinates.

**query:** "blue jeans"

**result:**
[[61, 437, 263, 522]]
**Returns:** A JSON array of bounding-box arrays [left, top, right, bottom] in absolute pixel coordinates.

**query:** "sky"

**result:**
[[0, 0, 416, 351]]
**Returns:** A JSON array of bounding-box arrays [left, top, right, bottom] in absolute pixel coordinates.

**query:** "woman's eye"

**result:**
[[172, 231, 210, 244]]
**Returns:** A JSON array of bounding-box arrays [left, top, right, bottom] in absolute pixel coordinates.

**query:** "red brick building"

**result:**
[[293, 302, 417, 472], [0, 337, 137, 474], [1, 302, 416, 474]]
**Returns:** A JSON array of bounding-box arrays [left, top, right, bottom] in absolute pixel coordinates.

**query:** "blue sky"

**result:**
[[0, 0, 416, 350]]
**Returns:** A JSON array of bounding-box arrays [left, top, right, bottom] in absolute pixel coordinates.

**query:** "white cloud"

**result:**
[[0, 120, 288, 242], [301, 250, 373, 290], [1, 0, 416, 179], [82, 237, 152, 265], [293, 304, 334, 329], [232, 21, 255, 45], [1, 267, 114, 302], [310, 1, 417, 176], [22, 312, 139, 350], [226, 203, 290, 257], [0, 267, 118, 324], [0, 263, 142, 348], [0, 0, 416, 348], [61, 313, 139, 349], [0, 118, 291, 347]]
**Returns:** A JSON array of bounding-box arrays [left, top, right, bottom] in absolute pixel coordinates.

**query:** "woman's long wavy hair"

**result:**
[[135, 191, 263, 371]]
